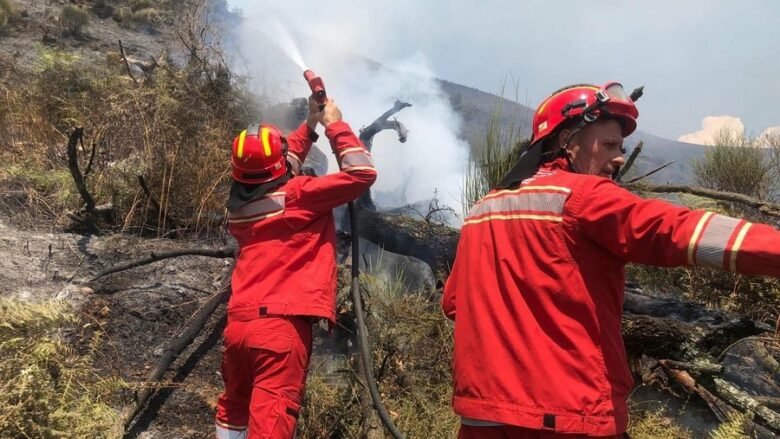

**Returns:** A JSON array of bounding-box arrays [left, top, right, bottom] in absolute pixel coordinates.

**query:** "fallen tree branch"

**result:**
[[714, 378, 780, 431], [626, 183, 780, 217], [123, 280, 232, 431], [91, 246, 235, 282]]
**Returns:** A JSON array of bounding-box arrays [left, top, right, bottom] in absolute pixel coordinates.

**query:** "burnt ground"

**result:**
[[0, 194, 233, 437], [0, 190, 354, 438]]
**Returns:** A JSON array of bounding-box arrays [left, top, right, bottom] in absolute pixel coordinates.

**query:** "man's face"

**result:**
[[565, 119, 625, 178]]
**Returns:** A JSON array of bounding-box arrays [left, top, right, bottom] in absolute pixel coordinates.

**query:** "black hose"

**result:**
[[348, 201, 405, 439]]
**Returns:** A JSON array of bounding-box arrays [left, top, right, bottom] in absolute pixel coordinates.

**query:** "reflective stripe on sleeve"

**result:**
[[694, 214, 741, 269], [339, 147, 374, 171], [729, 222, 753, 272]]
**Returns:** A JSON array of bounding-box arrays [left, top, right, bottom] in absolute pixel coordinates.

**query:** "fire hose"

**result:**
[[304, 69, 404, 438], [348, 202, 405, 439]]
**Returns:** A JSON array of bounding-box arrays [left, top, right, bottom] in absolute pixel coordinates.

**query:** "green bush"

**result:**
[[0, 299, 124, 438], [60, 5, 89, 36], [693, 128, 777, 200], [462, 91, 529, 213]]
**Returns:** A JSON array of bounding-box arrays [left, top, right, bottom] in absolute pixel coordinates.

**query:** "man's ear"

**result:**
[[558, 128, 573, 149]]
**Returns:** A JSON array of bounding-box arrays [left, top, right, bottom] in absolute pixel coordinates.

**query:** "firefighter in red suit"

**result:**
[[443, 83, 780, 438], [215, 96, 376, 439]]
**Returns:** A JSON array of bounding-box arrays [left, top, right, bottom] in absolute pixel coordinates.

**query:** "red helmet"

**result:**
[[231, 123, 288, 184], [531, 82, 639, 146]]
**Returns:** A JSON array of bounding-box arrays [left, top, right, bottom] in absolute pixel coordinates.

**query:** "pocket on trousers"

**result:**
[[245, 330, 293, 354]]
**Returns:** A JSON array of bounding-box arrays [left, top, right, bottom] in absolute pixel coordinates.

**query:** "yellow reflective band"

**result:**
[[261, 127, 272, 157], [729, 222, 752, 272], [484, 185, 571, 200], [687, 212, 714, 265], [464, 213, 563, 225], [236, 130, 247, 159]]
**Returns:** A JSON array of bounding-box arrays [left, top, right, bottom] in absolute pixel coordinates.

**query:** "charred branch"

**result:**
[[616, 141, 643, 182], [123, 281, 232, 431], [118, 40, 139, 86], [91, 246, 235, 283], [358, 100, 412, 151], [66, 128, 96, 213]]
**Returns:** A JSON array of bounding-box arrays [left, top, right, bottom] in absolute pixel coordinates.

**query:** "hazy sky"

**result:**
[[226, 0, 779, 143]]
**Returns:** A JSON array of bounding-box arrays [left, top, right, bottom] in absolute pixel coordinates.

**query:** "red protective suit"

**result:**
[[216, 121, 376, 439], [443, 157, 780, 437]]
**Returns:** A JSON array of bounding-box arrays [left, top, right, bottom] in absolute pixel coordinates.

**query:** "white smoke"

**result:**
[[223, 8, 470, 216]]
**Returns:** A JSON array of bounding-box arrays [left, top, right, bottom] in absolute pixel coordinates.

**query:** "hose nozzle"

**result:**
[[303, 69, 327, 110]]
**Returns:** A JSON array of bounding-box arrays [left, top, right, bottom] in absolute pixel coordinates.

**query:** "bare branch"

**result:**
[[91, 246, 235, 283], [359, 100, 412, 151], [617, 141, 643, 181], [118, 40, 139, 86], [66, 128, 96, 212], [623, 160, 676, 184]]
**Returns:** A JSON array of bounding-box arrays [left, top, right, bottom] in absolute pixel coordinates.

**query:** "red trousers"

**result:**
[[215, 316, 312, 439], [458, 425, 627, 439]]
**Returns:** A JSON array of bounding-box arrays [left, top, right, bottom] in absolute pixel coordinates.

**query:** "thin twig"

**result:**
[[623, 160, 676, 184]]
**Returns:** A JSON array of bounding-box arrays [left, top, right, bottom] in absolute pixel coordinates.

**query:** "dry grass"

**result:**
[[628, 409, 692, 439], [299, 272, 458, 438], [0, 299, 125, 438]]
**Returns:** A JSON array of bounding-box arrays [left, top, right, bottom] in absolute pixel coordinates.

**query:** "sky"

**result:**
[[225, 0, 780, 144]]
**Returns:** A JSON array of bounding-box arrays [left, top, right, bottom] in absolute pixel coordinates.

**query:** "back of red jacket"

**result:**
[[443, 159, 780, 435], [227, 121, 376, 324]]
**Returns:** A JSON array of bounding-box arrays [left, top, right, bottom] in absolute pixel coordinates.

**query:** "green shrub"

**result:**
[[462, 92, 529, 213], [0, 299, 124, 437], [693, 128, 776, 200], [60, 5, 89, 36]]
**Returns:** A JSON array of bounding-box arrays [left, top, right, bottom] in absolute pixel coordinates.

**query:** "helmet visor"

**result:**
[[604, 82, 631, 102]]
